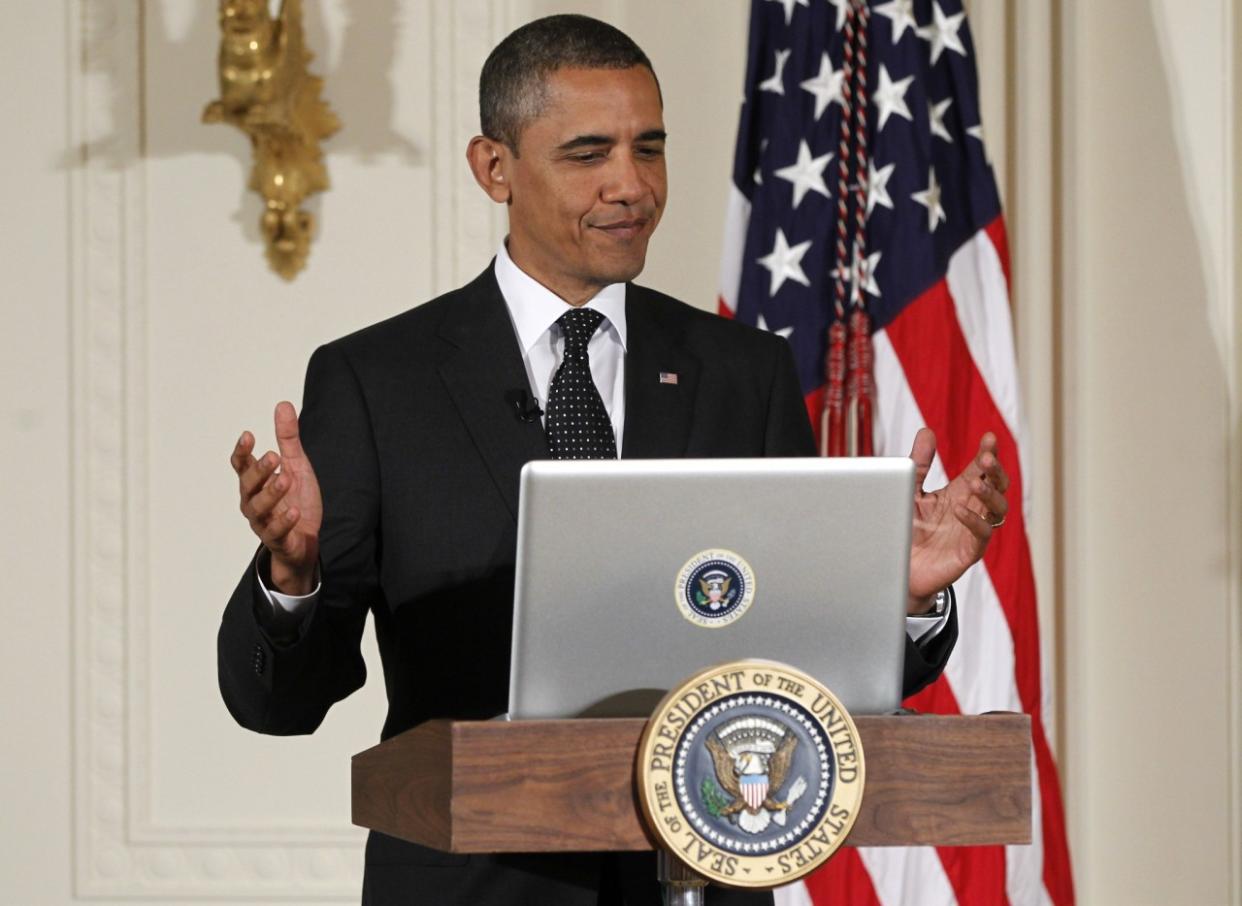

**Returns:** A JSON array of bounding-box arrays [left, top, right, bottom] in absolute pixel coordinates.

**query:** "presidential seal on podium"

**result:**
[[638, 660, 864, 898]]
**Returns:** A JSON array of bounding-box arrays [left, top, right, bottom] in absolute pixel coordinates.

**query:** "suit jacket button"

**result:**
[[253, 644, 266, 674]]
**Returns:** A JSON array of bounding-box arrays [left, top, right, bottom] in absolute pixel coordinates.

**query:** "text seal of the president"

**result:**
[[637, 660, 865, 889]]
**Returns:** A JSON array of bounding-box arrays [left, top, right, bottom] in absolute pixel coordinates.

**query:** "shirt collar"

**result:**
[[494, 240, 628, 354]]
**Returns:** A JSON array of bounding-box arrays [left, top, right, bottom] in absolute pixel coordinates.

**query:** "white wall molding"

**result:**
[[1008, 0, 1060, 756], [430, 0, 533, 296]]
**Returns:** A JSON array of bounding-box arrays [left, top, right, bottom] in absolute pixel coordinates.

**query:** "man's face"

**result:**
[[500, 66, 667, 303]]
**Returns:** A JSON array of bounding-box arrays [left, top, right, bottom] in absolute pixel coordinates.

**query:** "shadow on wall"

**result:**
[[68, 0, 424, 240], [1092, 2, 1226, 429]]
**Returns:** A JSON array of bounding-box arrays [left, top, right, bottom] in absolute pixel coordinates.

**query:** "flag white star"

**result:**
[[872, 64, 914, 131], [867, 160, 895, 216], [799, 52, 845, 120], [911, 167, 947, 232], [766, 0, 809, 26], [917, 1, 967, 65], [825, 0, 848, 31], [774, 140, 832, 208], [830, 242, 882, 303], [757, 313, 794, 340], [967, 123, 993, 164], [929, 97, 954, 143], [874, 0, 918, 44], [759, 48, 792, 95], [757, 228, 813, 296], [853, 248, 882, 301], [753, 139, 769, 187]]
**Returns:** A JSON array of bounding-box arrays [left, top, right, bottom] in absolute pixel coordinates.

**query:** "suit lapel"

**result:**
[[437, 266, 549, 519], [622, 287, 701, 459]]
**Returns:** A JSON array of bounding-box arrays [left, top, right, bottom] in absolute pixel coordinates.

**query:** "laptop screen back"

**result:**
[[508, 457, 914, 718]]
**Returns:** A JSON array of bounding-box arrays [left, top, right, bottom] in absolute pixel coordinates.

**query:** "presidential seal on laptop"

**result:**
[[638, 660, 864, 889], [674, 549, 756, 628]]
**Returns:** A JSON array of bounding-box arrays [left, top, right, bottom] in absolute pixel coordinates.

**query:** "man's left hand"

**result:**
[[906, 427, 1009, 613]]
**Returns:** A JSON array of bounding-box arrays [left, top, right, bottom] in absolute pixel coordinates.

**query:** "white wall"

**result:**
[[1, 1, 1239, 904]]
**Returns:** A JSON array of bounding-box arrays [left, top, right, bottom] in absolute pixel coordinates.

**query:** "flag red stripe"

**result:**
[[804, 848, 884, 906], [1032, 715, 1075, 905], [939, 846, 1012, 906], [985, 217, 1012, 292]]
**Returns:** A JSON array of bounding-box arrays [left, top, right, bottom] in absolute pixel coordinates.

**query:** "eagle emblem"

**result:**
[[704, 716, 809, 834], [696, 570, 735, 611]]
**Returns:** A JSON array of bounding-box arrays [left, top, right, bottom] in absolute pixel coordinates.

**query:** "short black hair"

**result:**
[[479, 14, 659, 154]]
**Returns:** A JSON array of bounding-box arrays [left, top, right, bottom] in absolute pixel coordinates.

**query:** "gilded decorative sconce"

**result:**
[[203, 0, 340, 279]]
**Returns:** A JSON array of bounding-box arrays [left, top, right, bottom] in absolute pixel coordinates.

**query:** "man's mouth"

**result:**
[[592, 218, 649, 241]]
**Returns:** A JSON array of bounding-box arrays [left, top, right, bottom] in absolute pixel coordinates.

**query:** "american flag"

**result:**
[[717, 1, 1075, 904]]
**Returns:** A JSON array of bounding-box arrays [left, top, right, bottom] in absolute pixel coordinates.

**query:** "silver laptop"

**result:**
[[507, 457, 915, 718]]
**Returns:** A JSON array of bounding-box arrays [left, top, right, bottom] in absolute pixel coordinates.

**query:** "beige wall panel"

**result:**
[[0, 2, 74, 904], [1061, 0, 1238, 903]]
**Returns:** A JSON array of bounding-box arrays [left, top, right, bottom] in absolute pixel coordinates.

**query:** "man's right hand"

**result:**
[[230, 401, 323, 595]]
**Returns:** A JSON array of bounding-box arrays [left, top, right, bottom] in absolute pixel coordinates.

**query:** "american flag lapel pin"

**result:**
[[658, 371, 679, 385]]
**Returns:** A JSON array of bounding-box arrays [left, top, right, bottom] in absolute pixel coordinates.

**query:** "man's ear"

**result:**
[[466, 135, 512, 203]]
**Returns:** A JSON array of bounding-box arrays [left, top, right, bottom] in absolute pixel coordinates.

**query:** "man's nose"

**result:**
[[600, 152, 648, 205]]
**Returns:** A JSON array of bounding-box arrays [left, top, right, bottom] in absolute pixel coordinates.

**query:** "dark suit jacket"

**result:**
[[218, 266, 956, 905]]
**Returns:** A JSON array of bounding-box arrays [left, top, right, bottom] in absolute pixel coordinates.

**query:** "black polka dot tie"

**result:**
[[545, 308, 617, 460]]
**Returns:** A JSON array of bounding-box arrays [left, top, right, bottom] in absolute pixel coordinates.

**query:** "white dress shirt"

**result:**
[[259, 242, 950, 642], [494, 240, 628, 452]]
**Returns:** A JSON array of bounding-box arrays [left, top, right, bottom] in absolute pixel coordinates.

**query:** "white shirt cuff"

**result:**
[[255, 552, 321, 620], [905, 596, 952, 644]]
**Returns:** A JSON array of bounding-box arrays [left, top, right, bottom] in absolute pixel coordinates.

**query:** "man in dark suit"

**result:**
[[219, 14, 1010, 906]]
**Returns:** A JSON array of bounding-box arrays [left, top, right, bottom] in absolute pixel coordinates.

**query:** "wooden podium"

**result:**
[[351, 714, 1031, 856]]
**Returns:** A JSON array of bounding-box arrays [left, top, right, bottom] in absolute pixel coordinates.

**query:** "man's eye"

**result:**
[[570, 152, 605, 163], [636, 146, 665, 158]]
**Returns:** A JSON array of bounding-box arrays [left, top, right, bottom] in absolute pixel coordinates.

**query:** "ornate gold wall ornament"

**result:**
[[203, 0, 340, 279]]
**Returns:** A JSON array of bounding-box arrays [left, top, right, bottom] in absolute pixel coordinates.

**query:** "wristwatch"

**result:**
[[929, 586, 953, 616]]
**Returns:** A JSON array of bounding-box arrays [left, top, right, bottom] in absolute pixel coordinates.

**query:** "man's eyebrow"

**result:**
[[556, 134, 615, 152], [555, 130, 668, 152]]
